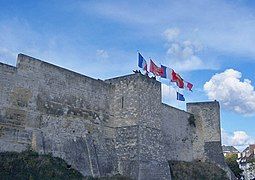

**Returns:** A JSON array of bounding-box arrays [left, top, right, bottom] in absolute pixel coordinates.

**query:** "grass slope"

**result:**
[[0, 150, 132, 180], [1, 150, 228, 180], [0, 150, 83, 180]]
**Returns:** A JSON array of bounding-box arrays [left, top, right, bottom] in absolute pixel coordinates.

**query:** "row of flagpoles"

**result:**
[[137, 52, 193, 101]]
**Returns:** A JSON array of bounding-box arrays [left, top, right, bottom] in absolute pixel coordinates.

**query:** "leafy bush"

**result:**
[[169, 160, 228, 180], [225, 154, 243, 178]]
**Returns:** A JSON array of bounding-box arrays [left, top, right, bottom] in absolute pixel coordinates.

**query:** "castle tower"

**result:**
[[106, 73, 171, 180], [186, 101, 223, 164], [187, 101, 235, 179]]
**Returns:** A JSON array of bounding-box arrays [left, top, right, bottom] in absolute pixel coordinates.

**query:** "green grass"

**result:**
[[169, 160, 229, 180]]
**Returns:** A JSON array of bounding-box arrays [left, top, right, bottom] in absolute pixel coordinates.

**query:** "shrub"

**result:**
[[169, 160, 228, 180], [225, 154, 243, 178]]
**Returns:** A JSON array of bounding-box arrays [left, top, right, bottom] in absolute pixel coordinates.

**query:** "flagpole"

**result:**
[[168, 80, 173, 102], [159, 61, 162, 82], [149, 56, 152, 78], [168, 84, 170, 102], [137, 50, 139, 73], [177, 86, 179, 107], [175, 82, 181, 107]]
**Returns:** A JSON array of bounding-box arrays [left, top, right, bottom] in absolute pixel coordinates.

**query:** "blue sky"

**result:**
[[0, 0, 254, 151]]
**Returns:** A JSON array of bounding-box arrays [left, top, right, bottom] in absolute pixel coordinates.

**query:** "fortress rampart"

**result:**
[[0, 54, 233, 179]]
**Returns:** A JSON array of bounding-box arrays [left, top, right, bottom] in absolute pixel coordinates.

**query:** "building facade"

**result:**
[[238, 145, 255, 180], [223, 145, 239, 157]]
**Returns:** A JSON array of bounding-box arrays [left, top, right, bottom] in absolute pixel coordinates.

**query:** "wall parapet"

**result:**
[[0, 62, 17, 73], [17, 53, 111, 88]]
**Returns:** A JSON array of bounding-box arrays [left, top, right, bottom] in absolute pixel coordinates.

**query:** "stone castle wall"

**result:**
[[0, 54, 116, 177], [161, 104, 195, 162], [0, 54, 232, 179]]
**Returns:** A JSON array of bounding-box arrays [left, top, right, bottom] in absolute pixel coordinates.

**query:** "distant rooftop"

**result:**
[[222, 145, 239, 153]]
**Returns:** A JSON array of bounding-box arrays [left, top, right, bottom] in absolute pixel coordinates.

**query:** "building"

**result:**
[[238, 144, 255, 180], [222, 145, 239, 156], [0, 54, 235, 179]]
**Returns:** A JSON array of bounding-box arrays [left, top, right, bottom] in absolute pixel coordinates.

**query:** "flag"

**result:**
[[149, 59, 163, 76], [184, 81, 193, 91], [138, 53, 147, 71], [177, 92, 185, 101], [161, 65, 173, 79], [172, 70, 184, 88]]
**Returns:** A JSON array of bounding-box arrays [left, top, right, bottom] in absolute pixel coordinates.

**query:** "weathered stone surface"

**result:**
[[187, 101, 234, 179], [161, 104, 195, 162], [0, 54, 233, 179]]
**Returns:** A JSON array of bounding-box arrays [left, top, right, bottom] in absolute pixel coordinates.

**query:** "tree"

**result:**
[[225, 154, 243, 179]]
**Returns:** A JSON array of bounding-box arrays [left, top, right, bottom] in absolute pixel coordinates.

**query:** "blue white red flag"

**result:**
[[177, 92, 185, 101], [161, 65, 173, 79], [138, 53, 147, 71]]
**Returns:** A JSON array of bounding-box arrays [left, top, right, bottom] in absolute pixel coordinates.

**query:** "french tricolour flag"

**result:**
[[161, 65, 173, 79], [138, 53, 147, 71]]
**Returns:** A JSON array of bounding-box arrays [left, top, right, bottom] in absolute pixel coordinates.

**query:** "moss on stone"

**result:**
[[188, 114, 196, 127]]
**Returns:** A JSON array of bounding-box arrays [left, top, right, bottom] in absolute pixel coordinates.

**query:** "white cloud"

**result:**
[[163, 28, 217, 71], [204, 69, 255, 115], [164, 28, 180, 41], [96, 49, 109, 59], [221, 129, 255, 151], [232, 131, 251, 146], [80, 1, 255, 60]]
